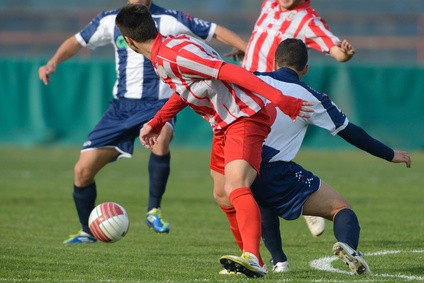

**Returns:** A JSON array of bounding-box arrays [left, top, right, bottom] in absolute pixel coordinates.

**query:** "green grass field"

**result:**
[[1, 146, 423, 282]]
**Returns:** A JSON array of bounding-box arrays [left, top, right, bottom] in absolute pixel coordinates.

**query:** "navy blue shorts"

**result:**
[[251, 161, 320, 220], [82, 98, 176, 159]]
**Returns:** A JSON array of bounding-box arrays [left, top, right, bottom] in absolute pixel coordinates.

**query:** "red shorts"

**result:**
[[210, 107, 270, 174]]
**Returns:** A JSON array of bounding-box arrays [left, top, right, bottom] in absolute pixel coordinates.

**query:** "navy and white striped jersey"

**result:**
[[256, 68, 349, 163], [75, 3, 217, 100]]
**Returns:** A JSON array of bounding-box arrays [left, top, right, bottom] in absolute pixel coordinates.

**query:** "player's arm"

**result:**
[[213, 25, 247, 62], [217, 62, 313, 120], [337, 122, 411, 168], [141, 93, 187, 149], [38, 36, 83, 85], [329, 40, 355, 62]]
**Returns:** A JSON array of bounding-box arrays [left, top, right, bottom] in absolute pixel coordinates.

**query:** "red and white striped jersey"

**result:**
[[151, 33, 267, 131], [243, 0, 340, 72]]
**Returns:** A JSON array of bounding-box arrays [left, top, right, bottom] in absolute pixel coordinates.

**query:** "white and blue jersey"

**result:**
[[75, 3, 216, 101], [76, 4, 216, 157], [251, 68, 349, 220]]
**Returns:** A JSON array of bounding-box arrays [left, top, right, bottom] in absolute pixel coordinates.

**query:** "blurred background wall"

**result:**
[[0, 0, 423, 149]]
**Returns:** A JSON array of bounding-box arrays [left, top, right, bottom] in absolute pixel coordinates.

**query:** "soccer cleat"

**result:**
[[272, 261, 290, 273], [303, 215, 325, 237], [63, 230, 97, 244], [333, 242, 372, 275], [219, 252, 266, 278], [146, 208, 170, 233]]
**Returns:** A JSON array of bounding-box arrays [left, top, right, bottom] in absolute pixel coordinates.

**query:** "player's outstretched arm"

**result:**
[[337, 123, 412, 168], [217, 62, 313, 120], [213, 25, 247, 62], [391, 150, 412, 168], [38, 36, 83, 85], [329, 40, 355, 62]]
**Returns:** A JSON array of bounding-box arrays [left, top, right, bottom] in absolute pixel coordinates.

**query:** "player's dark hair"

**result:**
[[274, 38, 308, 71], [115, 4, 158, 42]]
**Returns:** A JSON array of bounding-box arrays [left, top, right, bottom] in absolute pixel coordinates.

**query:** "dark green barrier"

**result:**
[[0, 58, 422, 150]]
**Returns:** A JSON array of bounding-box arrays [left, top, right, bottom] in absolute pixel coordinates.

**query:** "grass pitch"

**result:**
[[0, 146, 423, 282]]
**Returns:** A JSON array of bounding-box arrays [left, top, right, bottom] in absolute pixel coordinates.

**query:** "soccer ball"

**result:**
[[88, 202, 130, 243]]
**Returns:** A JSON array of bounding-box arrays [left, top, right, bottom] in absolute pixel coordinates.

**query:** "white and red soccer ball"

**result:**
[[88, 202, 130, 243]]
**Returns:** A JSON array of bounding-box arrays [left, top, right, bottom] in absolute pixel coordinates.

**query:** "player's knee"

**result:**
[[151, 134, 172, 155], [213, 189, 230, 207], [331, 202, 352, 219], [74, 163, 95, 187]]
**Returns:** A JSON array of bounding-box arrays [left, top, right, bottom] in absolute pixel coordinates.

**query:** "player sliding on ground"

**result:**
[[249, 38, 411, 275]]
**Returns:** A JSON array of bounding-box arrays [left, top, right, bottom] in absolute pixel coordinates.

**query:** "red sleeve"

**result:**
[[148, 93, 187, 133], [217, 62, 302, 121]]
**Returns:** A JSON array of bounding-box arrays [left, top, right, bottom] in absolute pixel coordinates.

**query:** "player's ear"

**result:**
[[302, 64, 309, 76], [124, 36, 137, 51]]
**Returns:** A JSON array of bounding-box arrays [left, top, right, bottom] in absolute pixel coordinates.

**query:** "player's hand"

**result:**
[[339, 40, 355, 56], [139, 124, 159, 149], [38, 64, 56, 85], [391, 150, 411, 168], [297, 100, 314, 119], [224, 48, 245, 62]]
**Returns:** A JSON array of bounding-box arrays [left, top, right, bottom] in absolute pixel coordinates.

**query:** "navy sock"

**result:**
[[333, 208, 360, 250], [260, 206, 288, 263], [73, 182, 97, 235], [147, 152, 170, 211]]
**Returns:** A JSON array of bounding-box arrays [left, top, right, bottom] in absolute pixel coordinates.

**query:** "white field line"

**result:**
[[310, 249, 424, 281]]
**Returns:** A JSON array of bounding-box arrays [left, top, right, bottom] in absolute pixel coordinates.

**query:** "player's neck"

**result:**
[[133, 40, 155, 60]]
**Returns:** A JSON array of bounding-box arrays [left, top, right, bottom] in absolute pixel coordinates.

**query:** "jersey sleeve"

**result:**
[[176, 41, 224, 80], [154, 7, 216, 42], [172, 12, 216, 42], [306, 90, 348, 134], [303, 14, 340, 54], [75, 10, 116, 50], [148, 93, 187, 133]]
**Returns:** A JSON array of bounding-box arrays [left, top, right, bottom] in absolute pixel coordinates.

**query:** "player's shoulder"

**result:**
[[98, 8, 120, 19], [150, 3, 182, 18], [255, 69, 324, 100]]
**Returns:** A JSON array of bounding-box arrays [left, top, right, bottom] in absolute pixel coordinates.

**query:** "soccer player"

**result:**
[[115, 4, 312, 278], [251, 38, 411, 274], [242, 0, 356, 252], [38, 0, 249, 243], [243, 0, 355, 72]]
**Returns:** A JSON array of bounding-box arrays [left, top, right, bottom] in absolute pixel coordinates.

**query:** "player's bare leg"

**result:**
[[64, 148, 119, 244], [303, 181, 370, 275]]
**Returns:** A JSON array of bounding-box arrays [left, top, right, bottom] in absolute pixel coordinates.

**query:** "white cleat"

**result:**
[[333, 242, 372, 275], [272, 261, 290, 273], [303, 215, 325, 237]]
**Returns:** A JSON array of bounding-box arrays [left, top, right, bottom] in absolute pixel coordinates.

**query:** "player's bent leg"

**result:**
[[67, 148, 119, 244], [303, 181, 351, 219], [224, 160, 264, 269], [74, 148, 120, 187]]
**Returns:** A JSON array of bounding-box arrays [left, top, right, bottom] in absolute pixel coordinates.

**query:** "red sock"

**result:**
[[229, 187, 264, 266], [220, 206, 243, 251]]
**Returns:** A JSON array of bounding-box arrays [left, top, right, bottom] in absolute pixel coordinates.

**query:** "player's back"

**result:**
[[256, 68, 348, 163]]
